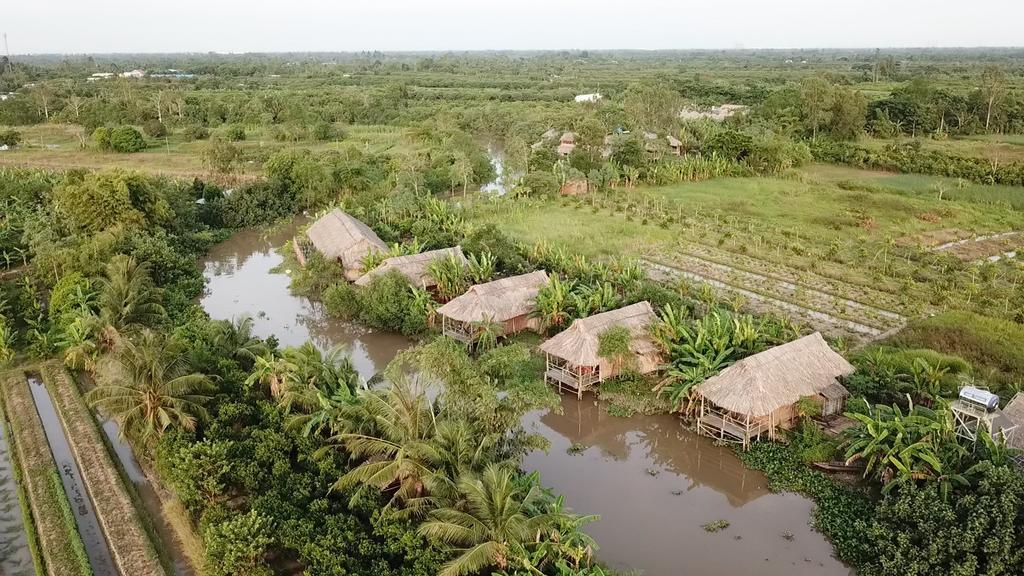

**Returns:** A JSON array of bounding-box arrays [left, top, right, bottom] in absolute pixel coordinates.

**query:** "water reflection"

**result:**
[[198, 221, 851, 576], [26, 376, 117, 576], [0, 425, 35, 576]]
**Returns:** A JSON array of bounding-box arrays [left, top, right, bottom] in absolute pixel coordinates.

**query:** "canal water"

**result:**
[[0, 424, 36, 576], [25, 375, 118, 576], [99, 418, 196, 576], [199, 220, 851, 576]]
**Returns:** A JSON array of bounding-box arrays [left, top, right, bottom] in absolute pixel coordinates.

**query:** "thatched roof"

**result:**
[[354, 246, 465, 288], [696, 333, 854, 418], [540, 301, 658, 366], [437, 270, 549, 323], [306, 209, 386, 269]]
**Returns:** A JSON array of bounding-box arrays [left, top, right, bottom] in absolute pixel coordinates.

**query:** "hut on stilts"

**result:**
[[435, 271, 549, 344], [305, 209, 387, 281], [694, 333, 854, 449], [539, 301, 662, 398], [355, 246, 466, 289]]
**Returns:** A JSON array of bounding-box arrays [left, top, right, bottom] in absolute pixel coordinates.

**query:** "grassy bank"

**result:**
[[0, 368, 91, 576], [38, 363, 166, 576]]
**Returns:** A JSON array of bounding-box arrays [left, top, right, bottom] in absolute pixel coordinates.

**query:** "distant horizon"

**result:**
[[8, 46, 1024, 59], [7, 0, 1023, 55]]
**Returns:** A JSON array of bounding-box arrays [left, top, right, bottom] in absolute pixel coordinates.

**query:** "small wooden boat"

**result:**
[[812, 461, 865, 473]]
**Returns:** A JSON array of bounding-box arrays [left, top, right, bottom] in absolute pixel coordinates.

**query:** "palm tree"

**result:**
[[277, 343, 362, 413], [419, 464, 551, 576], [95, 255, 166, 340], [328, 377, 440, 509], [210, 316, 267, 366], [87, 330, 213, 444], [471, 317, 503, 354], [245, 351, 294, 398]]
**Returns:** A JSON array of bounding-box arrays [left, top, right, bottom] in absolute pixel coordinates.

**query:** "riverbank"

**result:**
[[198, 218, 853, 576]]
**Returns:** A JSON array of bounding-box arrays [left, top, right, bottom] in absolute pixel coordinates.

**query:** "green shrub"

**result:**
[[182, 125, 210, 141], [0, 129, 22, 147], [323, 282, 360, 319], [91, 126, 112, 149], [107, 126, 147, 153], [224, 125, 246, 141], [358, 271, 428, 336], [143, 120, 167, 138], [311, 121, 335, 141], [891, 311, 1024, 386]]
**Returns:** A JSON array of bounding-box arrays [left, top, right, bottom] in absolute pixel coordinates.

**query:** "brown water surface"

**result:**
[[198, 219, 852, 576]]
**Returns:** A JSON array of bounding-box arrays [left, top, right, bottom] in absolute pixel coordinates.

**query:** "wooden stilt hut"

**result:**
[[436, 271, 549, 344], [539, 301, 661, 398], [354, 246, 466, 289], [305, 209, 387, 281], [694, 333, 854, 450]]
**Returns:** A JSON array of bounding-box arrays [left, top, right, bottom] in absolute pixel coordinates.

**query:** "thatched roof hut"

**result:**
[[695, 332, 854, 448], [354, 246, 465, 288], [540, 301, 662, 398], [436, 270, 549, 342], [306, 209, 387, 281]]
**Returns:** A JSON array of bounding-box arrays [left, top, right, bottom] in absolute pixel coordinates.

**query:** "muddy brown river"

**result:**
[[199, 220, 851, 576]]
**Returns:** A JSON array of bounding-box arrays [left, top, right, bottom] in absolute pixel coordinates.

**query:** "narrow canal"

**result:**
[[199, 220, 852, 576], [99, 417, 195, 576], [25, 375, 118, 576], [0, 424, 36, 576]]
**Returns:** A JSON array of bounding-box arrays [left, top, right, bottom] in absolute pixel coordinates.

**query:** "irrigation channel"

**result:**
[[0, 424, 35, 576], [199, 219, 853, 576], [25, 375, 118, 576], [98, 417, 195, 576]]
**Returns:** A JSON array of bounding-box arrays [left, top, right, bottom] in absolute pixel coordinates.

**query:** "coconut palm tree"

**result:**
[[87, 330, 213, 444], [419, 463, 553, 576], [328, 377, 440, 509], [95, 255, 166, 339]]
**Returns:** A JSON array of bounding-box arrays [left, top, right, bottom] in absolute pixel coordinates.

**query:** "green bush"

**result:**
[[105, 126, 147, 153], [323, 282, 360, 319], [224, 124, 246, 141], [0, 129, 22, 147], [891, 311, 1024, 386], [182, 125, 210, 141], [143, 120, 167, 138], [311, 121, 335, 141], [358, 271, 428, 336]]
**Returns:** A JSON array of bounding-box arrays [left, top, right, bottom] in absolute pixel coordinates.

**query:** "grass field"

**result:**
[[802, 163, 1024, 209], [468, 169, 1024, 338], [858, 135, 1024, 163], [0, 123, 418, 182]]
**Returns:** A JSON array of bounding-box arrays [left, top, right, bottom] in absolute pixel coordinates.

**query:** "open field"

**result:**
[[0, 369, 90, 576], [803, 163, 1024, 209], [857, 135, 1024, 163], [468, 169, 1024, 340], [0, 123, 418, 182], [37, 362, 165, 576]]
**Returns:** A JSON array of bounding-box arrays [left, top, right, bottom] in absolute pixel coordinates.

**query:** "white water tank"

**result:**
[[959, 386, 999, 412]]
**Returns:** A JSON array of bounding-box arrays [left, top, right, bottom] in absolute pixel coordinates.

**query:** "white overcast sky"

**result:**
[[6, 0, 1024, 54]]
